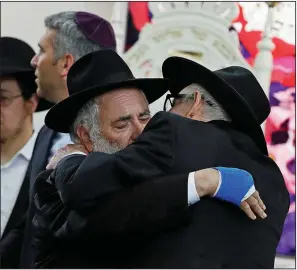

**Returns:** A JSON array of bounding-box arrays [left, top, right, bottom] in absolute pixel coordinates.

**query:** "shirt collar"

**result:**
[[1, 131, 38, 169], [20, 130, 38, 161]]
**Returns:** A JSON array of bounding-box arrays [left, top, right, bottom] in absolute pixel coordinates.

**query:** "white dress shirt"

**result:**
[[188, 172, 200, 205], [1, 131, 38, 236]]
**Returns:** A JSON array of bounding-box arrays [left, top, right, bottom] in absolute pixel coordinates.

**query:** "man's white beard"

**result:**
[[91, 132, 124, 154]]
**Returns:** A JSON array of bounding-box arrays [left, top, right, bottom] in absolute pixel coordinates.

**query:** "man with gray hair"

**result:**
[[31, 11, 116, 104], [18, 11, 117, 268], [45, 55, 289, 268], [165, 83, 231, 122]]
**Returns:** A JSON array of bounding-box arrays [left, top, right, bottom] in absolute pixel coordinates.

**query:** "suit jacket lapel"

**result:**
[[29, 126, 56, 200]]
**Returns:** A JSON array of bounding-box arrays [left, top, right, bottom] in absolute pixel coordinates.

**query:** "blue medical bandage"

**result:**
[[213, 167, 255, 206]]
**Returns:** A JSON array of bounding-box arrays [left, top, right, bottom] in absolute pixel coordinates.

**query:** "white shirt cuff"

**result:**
[[64, 151, 87, 158], [57, 152, 87, 166], [187, 172, 200, 206], [212, 170, 222, 197]]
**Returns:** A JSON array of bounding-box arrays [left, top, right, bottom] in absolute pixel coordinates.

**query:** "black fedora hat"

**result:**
[[0, 37, 54, 112], [162, 57, 270, 155], [45, 49, 169, 133]]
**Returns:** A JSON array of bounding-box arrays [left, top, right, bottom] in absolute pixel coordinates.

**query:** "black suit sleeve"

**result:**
[[65, 173, 190, 239], [34, 154, 190, 241], [55, 112, 177, 211]]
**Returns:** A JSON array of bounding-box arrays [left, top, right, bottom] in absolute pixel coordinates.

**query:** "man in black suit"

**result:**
[[0, 37, 52, 268], [16, 12, 117, 268], [32, 50, 271, 268]]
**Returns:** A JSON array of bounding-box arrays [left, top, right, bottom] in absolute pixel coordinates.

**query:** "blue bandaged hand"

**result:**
[[213, 167, 255, 206], [212, 167, 267, 220]]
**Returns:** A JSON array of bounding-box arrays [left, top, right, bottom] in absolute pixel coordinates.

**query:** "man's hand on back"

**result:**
[[46, 144, 89, 170], [194, 167, 267, 220]]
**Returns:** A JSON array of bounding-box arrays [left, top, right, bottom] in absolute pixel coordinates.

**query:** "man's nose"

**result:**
[[31, 55, 38, 68]]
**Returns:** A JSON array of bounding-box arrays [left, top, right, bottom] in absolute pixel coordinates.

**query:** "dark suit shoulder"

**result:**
[[57, 154, 86, 170], [151, 111, 218, 133], [37, 125, 50, 135], [142, 111, 175, 133], [120, 111, 177, 177], [136, 111, 176, 159], [35, 125, 54, 141], [145, 111, 197, 129]]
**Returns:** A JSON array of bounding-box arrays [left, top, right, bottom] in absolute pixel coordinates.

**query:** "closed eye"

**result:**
[[139, 110, 151, 120], [115, 122, 128, 129], [139, 115, 150, 121]]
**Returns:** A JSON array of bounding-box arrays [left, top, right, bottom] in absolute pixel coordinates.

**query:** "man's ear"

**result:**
[[60, 53, 75, 78], [25, 93, 38, 114], [76, 125, 94, 152], [186, 91, 202, 118]]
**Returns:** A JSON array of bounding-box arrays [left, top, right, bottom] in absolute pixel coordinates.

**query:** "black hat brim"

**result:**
[[0, 66, 34, 77], [162, 57, 268, 155], [45, 78, 169, 133]]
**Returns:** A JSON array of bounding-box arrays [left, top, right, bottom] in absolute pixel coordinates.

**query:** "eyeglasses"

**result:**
[[0, 94, 23, 107], [163, 93, 214, 112], [163, 94, 186, 111]]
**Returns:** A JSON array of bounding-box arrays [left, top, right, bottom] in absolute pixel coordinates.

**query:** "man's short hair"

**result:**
[[44, 11, 102, 61], [181, 83, 231, 122], [69, 97, 100, 143]]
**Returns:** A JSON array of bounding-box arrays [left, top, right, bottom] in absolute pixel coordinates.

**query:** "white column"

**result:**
[[253, 3, 276, 97], [110, 2, 129, 56], [253, 3, 277, 131]]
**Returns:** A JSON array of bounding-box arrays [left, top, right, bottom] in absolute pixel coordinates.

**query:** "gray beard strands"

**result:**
[[91, 132, 124, 154]]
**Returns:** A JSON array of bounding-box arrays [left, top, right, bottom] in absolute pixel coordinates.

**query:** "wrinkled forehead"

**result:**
[[98, 87, 150, 120], [100, 87, 148, 104]]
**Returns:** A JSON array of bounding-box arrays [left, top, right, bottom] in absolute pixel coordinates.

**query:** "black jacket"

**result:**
[[33, 112, 289, 268], [32, 152, 191, 268]]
